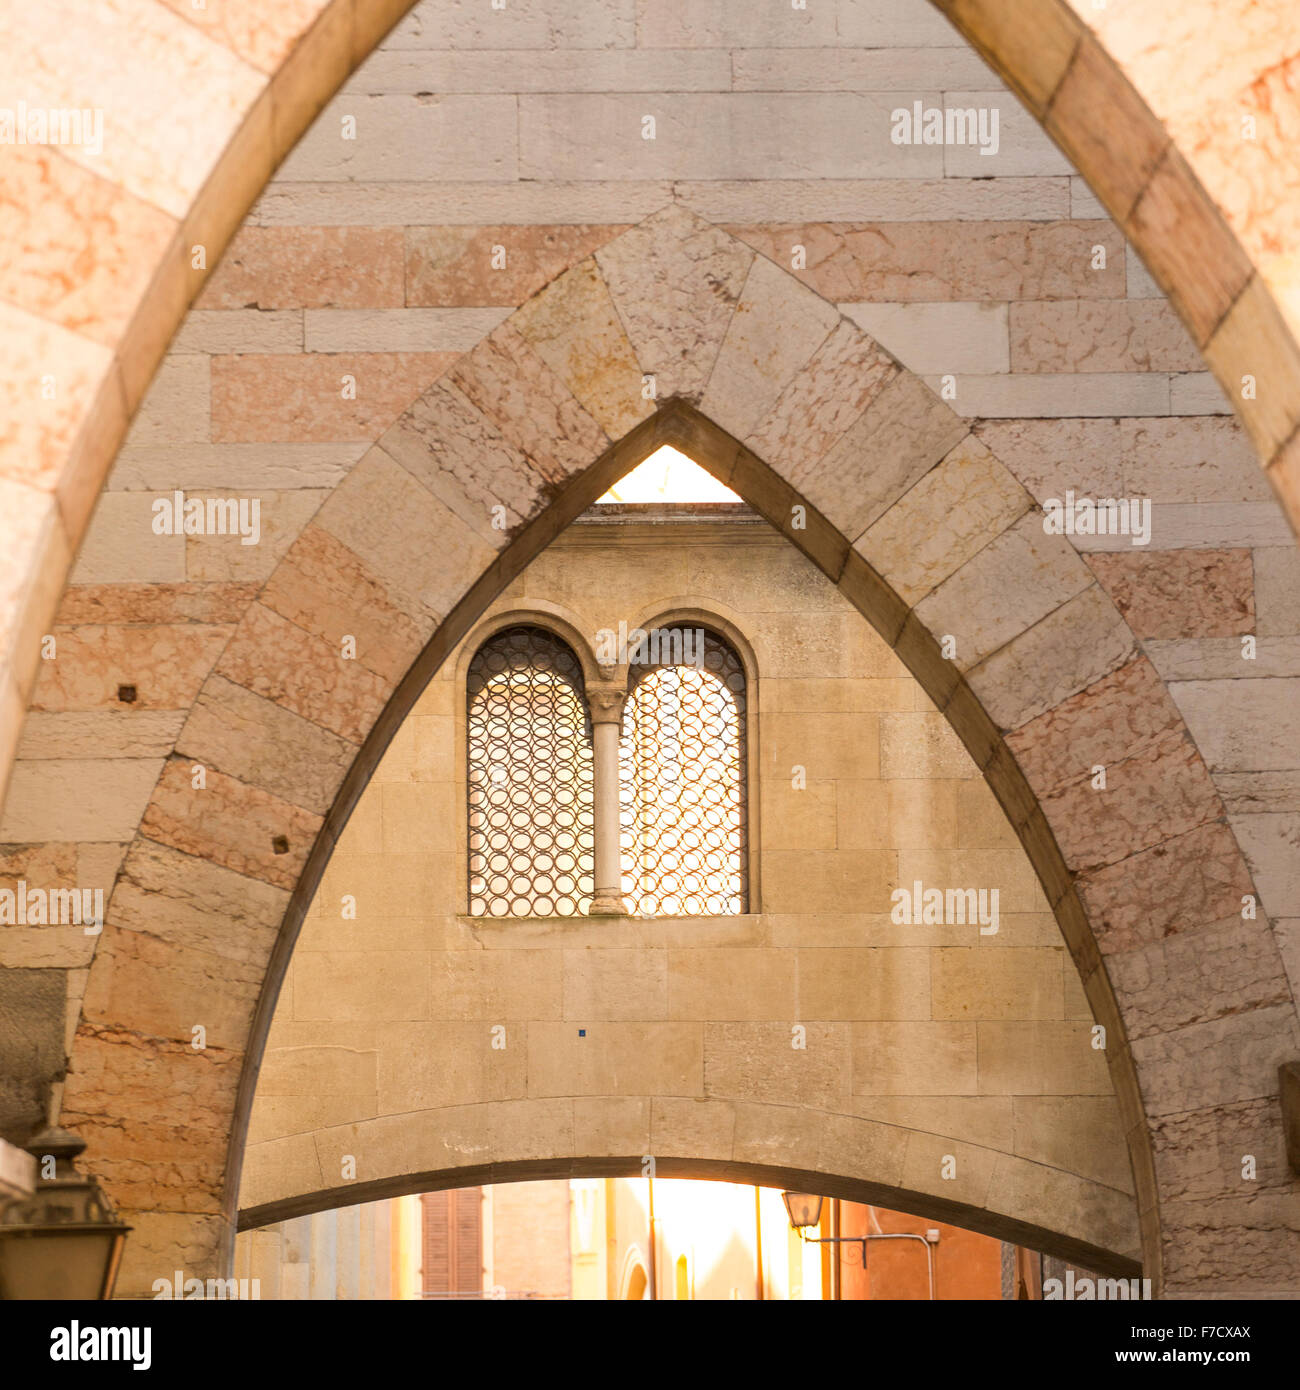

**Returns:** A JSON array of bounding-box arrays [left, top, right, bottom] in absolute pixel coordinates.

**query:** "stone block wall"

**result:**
[[0, 0, 1295, 1297], [239, 512, 1138, 1266]]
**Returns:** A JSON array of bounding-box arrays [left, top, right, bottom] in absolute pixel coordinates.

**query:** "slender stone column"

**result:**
[[587, 685, 627, 916]]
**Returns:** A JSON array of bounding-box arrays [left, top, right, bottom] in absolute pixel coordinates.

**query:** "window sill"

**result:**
[[457, 912, 765, 947]]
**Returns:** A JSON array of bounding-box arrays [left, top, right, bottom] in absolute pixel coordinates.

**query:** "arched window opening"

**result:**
[[466, 626, 594, 917], [619, 630, 748, 916]]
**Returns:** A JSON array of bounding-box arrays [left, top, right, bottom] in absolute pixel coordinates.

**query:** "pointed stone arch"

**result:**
[[46, 206, 1294, 1296], [4, 0, 1300, 845]]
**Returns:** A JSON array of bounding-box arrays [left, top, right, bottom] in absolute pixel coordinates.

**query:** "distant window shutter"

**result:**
[[454, 1188, 482, 1294], [421, 1192, 450, 1295], [420, 1189, 482, 1295]]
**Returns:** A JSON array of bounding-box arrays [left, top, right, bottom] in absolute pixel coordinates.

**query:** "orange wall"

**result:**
[[838, 1204, 1002, 1300]]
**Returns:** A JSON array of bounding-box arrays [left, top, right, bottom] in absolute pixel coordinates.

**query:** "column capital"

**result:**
[[588, 684, 627, 724]]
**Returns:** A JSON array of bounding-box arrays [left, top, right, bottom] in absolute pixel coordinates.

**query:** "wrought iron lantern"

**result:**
[[0, 1126, 129, 1300], [781, 1191, 824, 1231]]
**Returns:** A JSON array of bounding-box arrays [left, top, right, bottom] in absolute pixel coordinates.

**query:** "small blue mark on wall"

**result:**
[[578, 1029, 586, 1037]]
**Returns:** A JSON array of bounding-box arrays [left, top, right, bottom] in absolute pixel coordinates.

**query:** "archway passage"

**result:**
[[29, 206, 1293, 1298], [238, 1154, 1143, 1282], [234, 469, 1140, 1282]]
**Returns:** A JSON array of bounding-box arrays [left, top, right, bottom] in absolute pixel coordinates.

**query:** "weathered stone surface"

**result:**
[[1170, 677, 1300, 773], [197, 227, 405, 310], [1009, 300, 1203, 372], [899, 1130, 998, 1210], [259, 525, 428, 685], [173, 309, 303, 355], [700, 252, 840, 440], [647, 1096, 732, 1161], [747, 317, 897, 470], [1012, 1095, 1134, 1193], [380, 380, 544, 543], [787, 371, 967, 541], [215, 602, 391, 746], [761, 848, 894, 915], [1228, 811, 1300, 921], [973, 417, 1123, 505], [1087, 549, 1254, 639], [984, 1154, 1139, 1258], [448, 322, 609, 486], [29, 623, 232, 713], [1127, 144, 1254, 347], [313, 446, 497, 627], [62, 1025, 240, 1214], [519, 92, 944, 182], [730, 221, 1126, 301], [1107, 919, 1292, 1039], [140, 756, 321, 892], [563, 949, 668, 1021], [1130, 1005, 1300, 1117], [80, 916, 265, 1049], [407, 223, 627, 306], [967, 583, 1136, 733], [841, 300, 1009, 375], [851, 1022, 977, 1096], [177, 675, 358, 816], [111, 442, 362, 493], [69, 493, 184, 584], [211, 352, 456, 443], [942, 371, 1170, 421], [428, 948, 563, 1020], [530, 1022, 703, 1097], [878, 710, 972, 779], [596, 204, 754, 401], [794, 948, 930, 1019], [0, 758, 163, 843], [303, 306, 509, 354], [512, 258, 652, 438], [706, 1021, 848, 1108], [1077, 820, 1256, 955], [1038, 729, 1224, 872], [16, 709, 186, 760], [1149, 1098, 1294, 1202], [914, 511, 1094, 673], [0, 146, 176, 347], [257, 1045, 376, 1099], [1006, 657, 1178, 794], [976, 1023, 1114, 1096], [0, 966, 66, 1135], [669, 948, 796, 1020], [932, 948, 1064, 1021], [1121, 417, 1266, 503], [55, 583, 257, 627], [182, 488, 325, 586], [856, 435, 1031, 607], [110, 838, 288, 964], [1159, 1192, 1300, 1295]]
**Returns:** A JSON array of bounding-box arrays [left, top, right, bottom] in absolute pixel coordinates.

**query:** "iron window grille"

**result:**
[[466, 624, 748, 917], [467, 626, 595, 917], [619, 630, 748, 916]]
